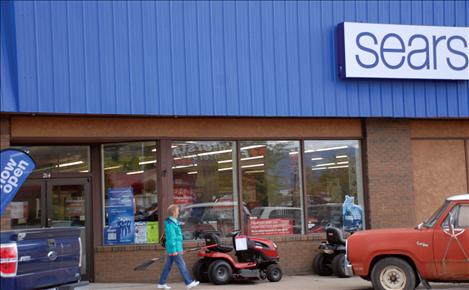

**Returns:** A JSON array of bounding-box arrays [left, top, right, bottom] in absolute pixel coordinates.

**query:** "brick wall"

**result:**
[[365, 119, 415, 228], [1, 115, 11, 230], [94, 236, 322, 283]]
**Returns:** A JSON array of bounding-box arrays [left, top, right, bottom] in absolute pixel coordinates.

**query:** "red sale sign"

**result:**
[[173, 187, 193, 204], [248, 218, 293, 236]]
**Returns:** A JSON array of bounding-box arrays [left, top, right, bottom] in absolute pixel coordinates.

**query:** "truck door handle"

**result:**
[[48, 251, 58, 261]]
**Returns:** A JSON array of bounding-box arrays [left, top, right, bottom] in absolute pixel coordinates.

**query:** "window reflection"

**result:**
[[241, 141, 303, 236], [102, 142, 158, 245], [9, 183, 42, 229], [15, 146, 90, 173], [172, 141, 239, 240], [303, 140, 364, 233]]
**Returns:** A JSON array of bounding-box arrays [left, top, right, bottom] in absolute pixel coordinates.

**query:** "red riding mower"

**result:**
[[192, 231, 283, 285]]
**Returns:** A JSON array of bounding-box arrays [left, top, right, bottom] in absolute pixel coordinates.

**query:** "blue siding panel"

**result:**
[[297, 1, 313, 116], [97, 1, 117, 114], [1, 0, 468, 118], [83, 1, 102, 114], [260, 1, 277, 116]]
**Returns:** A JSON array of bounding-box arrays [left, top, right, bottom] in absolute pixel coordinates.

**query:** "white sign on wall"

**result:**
[[337, 22, 469, 80]]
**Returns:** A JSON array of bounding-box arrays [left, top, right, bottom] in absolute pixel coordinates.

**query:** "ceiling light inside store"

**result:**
[[312, 167, 327, 171], [152, 148, 156, 152], [197, 149, 232, 156], [57, 161, 84, 168], [315, 162, 335, 167], [218, 159, 232, 164], [242, 163, 264, 169], [303, 145, 349, 154], [289, 152, 299, 155], [79, 170, 89, 173], [174, 154, 198, 160], [241, 155, 264, 161], [127, 170, 144, 175], [139, 160, 157, 165], [328, 165, 349, 169], [218, 167, 232, 171], [316, 145, 348, 152], [240, 145, 266, 150], [104, 165, 122, 170], [187, 171, 198, 175], [337, 161, 349, 165], [172, 164, 198, 169], [245, 170, 265, 174], [311, 157, 323, 161], [336, 155, 348, 159]]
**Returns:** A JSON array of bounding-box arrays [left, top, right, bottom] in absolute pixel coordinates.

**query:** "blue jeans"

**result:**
[[158, 254, 193, 285]]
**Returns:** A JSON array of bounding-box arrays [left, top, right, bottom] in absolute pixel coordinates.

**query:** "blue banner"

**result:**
[[342, 195, 364, 233], [106, 187, 135, 244], [1, 149, 36, 216]]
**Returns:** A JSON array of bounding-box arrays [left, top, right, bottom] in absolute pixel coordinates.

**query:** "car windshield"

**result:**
[[424, 201, 450, 228]]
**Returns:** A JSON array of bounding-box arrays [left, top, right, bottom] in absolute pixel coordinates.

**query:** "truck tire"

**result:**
[[312, 253, 333, 276], [192, 259, 210, 283], [371, 257, 417, 290], [331, 253, 349, 278], [266, 264, 283, 282], [208, 260, 233, 285]]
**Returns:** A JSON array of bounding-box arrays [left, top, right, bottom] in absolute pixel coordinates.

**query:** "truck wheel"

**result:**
[[371, 257, 417, 290], [332, 253, 349, 278], [192, 259, 209, 283], [266, 264, 283, 282], [208, 260, 233, 285], [313, 253, 333, 276]]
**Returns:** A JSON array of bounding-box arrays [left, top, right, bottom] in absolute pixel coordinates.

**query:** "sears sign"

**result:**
[[337, 22, 469, 80]]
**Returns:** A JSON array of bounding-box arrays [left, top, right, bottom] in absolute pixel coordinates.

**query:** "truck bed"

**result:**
[[1, 227, 82, 290]]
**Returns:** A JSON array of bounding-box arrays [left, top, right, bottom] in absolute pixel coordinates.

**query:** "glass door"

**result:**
[[8, 178, 91, 279], [8, 180, 46, 229], [47, 178, 90, 277]]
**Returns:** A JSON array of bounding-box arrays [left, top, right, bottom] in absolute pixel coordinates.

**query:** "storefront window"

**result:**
[[102, 142, 158, 245], [15, 146, 90, 173], [303, 140, 364, 233], [9, 183, 42, 229], [172, 141, 239, 240], [241, 141, 303, 236]]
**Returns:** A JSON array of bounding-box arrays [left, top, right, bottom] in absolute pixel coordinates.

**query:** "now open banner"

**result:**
[[0, 149, 36, 215]]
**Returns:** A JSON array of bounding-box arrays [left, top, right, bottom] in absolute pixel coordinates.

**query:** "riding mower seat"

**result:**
[[203, 232, 233, 253], [326, 227, 346, 246]]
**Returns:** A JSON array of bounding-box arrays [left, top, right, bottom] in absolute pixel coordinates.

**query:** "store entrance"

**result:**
[[9, 178, 91, 279]]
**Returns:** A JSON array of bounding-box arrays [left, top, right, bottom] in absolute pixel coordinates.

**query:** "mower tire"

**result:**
[[266, 264, 283, 282], [192, 259, 210, 283], [331, 253, 349, 278], [312, 253, 333, 276], [208, 260, 233, 285]]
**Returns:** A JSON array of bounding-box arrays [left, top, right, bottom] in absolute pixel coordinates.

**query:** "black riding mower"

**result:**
[[312, 226, 350, 278]]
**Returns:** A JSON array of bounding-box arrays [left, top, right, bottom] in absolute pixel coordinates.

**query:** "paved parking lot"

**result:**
[[89, 275, 469, 290]]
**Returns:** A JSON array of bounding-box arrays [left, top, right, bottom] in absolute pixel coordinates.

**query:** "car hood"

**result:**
[[351, 227, 419, 237]]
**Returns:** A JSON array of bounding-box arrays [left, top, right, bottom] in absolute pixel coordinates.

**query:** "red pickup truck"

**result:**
[[345, 194, 469, 290]]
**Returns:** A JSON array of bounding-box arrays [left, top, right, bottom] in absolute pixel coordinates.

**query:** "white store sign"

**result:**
[[337, 22, 469, 80]]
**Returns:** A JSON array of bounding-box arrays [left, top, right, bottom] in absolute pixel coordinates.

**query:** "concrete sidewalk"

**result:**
[[89, 275, 468, 290]]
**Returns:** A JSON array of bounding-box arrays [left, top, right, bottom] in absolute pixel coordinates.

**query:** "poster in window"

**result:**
[[134, 222, 148, 244], [248, 218, 293, 236], [107, 187, 135, 244], [147, 221, 159, 243]]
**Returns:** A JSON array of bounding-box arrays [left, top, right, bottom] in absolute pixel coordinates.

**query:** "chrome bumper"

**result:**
[[344, 240, 354, 277], [344, 259, 354, 277]]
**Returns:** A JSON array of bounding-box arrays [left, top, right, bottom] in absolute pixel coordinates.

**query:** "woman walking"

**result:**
[[157, 204, 200, 289]]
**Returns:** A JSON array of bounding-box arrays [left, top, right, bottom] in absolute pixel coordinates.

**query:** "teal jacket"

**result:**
[[164, 217, 184, 255]]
